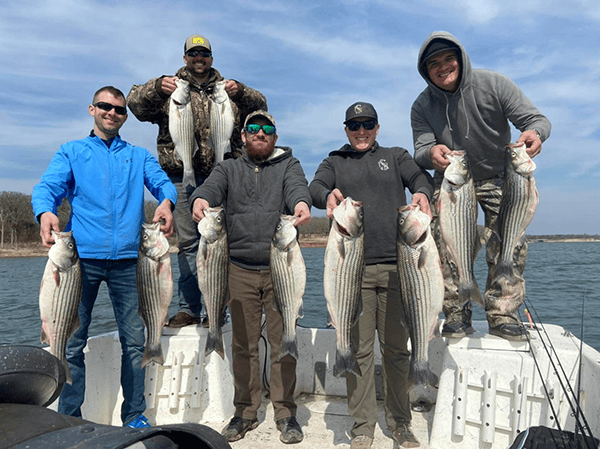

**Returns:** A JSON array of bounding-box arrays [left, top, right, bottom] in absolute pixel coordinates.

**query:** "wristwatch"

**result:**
[[533, 129, 541, 140]]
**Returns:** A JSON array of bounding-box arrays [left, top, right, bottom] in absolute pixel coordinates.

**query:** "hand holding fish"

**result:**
[[224, 80, 238, 97], [430, 144, 452, 171], [411, 192, 432, 218], [325, 188, 344, 219], [192, 197, 210, 222], [160, 76, 179, 96], [517, 129, 543, 158], [152, 199, 174, 237], [293, 201, 311, 226], [39, 212, 61, 248]]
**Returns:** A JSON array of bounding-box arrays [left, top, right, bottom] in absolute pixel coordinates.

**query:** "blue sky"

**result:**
[[1, 0, 598, 235]]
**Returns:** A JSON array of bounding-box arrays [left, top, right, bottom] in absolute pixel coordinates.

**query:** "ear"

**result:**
[[183, 54, 188, 64], [241, 130, 247, 145], [88, 104, 95, 117], [272, 134, 278, 145], [375, 124, 380, 136]]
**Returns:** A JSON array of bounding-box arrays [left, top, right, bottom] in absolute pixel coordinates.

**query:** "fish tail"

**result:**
[[206, 330, 225, 360], [141, 343, 165, 368], [333, 348, 361, 378], [458, 282, 483, 306], [494, 260, 515, 285], [61, 358, 73, 385], [277, 335, 298, 361], [182, 170, 196, 189], [408, 359, 439, 412]]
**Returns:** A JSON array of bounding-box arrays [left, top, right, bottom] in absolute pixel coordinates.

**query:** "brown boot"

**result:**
[[166, 311, 200, 328]]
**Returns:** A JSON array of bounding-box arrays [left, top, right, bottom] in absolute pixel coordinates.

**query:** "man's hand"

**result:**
[[39, 212, 60, 248], [293, 201, 311, 226], [153, 199, 174, 237], [192, 198, 210, 223], [224, 80, 239, 98], [517, 130, 543, 158], [411, 193, 432, 218], [430, 144, 452, 171], [325, 188, 344, 219], [161, 76, 179, 96]]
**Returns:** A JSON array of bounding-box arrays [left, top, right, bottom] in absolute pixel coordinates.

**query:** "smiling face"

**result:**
[[183, 47, 213, 82], [88, 91, 127, 140], [426, 50, 461, 92], [242, 117, 278, 162], [345, 118, 380, 152]]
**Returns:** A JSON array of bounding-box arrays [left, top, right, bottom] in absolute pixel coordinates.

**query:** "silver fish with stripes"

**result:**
[[137, 222, 173, 368], [209, 80, 234, 165], [270, 214, 305, 361], [39, 231, 82, 384], [169, 78, 197, 188], [396, 204, 444, 411], [494, 142, 539, 284], [323, 197, 365, 377], [197, 206, 229, 359], [437, 150, 483, 306]]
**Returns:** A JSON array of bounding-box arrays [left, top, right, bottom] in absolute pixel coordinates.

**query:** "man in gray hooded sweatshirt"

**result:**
[[411, 31, 551, 341]]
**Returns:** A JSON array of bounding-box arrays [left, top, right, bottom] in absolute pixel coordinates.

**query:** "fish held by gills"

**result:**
[[169, 78, 197, 188], [197, 206, 229, 360], [270, 214, 306, 361], [209, 80, 235, 165], [494, 142, 539, 284], [39, 231, 82, 384], [137, 222, 173, 368], [323, 197, 365, 378], [396, 205, 444, 411], [437, 150, 482, 306]]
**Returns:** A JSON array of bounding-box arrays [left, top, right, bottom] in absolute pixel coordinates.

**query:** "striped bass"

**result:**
[[137, 222, 173, 368], [169, 78, 197, 188], [197, 206, 229, 359], [494, 142, 539, 284], [270, 214, 305, 361], [437, 150, 483, 306], [323, 197, 365, 377], [39, 231, 82, 384], [396, 205, 444, 411], [209, 80, 234, 164]]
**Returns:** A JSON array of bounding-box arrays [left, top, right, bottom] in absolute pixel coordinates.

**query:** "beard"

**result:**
[[246, 142, 273, 162]]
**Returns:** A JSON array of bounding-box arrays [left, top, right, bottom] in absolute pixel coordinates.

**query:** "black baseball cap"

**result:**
[[344, 102, 378, 124]]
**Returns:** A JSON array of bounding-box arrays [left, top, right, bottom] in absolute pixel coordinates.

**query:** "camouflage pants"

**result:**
[[431, 175, 528, 327]]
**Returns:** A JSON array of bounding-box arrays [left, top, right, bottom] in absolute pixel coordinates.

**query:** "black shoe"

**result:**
[[276, 416, 304, 444], [221, 416, 258, 442], [166, 311, 200, 328], [489, 323, 527, 341], [441, 321, 475, 338]]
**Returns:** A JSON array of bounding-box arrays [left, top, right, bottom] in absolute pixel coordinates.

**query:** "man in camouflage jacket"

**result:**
[[127, 34, 267, 327]]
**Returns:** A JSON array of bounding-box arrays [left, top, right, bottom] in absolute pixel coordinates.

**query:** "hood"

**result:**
[[417, 31, 472, 97], [241, 145, 292, 165], [330, 141, 380, 156]]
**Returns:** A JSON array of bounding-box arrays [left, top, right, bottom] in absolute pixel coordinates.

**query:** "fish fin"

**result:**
[[333, 348, 361, 378], [494, 261, 516, 285], [63, 360, 73, 385], [40, 328, 49, 346], [182, 170, 196, 189], [336, 238, 346, 259], [53, 268, 60, 287], [417, 247, 427, 270], [298, 303, 303, 319], [141, 343, 165, 368], [458, 283, 483, 306], [205, 330, 225, 360], [408, 359, 439, 412], [277, 335, 298, 361], [272, 296, 282, 313]]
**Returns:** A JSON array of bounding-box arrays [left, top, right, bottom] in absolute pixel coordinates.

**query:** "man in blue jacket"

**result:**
[[32, 86, 177, 428]]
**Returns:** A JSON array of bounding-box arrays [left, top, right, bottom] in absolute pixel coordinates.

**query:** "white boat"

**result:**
[[48, 318, 600, 448]]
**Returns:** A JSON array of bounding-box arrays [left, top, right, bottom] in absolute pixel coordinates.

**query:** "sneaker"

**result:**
[[350, 435, 373, 449], [392, 424, 420, 448], [167, 311, 200, 328], [441, 321, 475, 338], [489, 323, 527, 341], [125, 414, 151, 428], [276, 416, 304, 444], [221, 416, 258, 442]]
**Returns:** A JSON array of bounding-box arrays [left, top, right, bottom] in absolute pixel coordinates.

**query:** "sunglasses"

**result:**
[[186, 49, 212, 58], [245, 124, 276, 135], [346, 120, 377, 131], [94, 102, 127, 115]]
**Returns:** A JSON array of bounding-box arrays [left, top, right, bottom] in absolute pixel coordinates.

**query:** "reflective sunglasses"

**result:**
[[245, 124, 276, 135], [94, 102, 127, 115], [346, 120, 377, 131], [186, 49, 212, 58]]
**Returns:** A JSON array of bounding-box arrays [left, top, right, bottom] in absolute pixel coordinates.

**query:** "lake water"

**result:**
[[1, 243, 599, 353]]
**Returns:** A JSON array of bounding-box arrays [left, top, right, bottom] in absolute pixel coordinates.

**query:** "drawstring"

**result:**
[[443, 87, 470, 141], [460, 89, 470, 139]]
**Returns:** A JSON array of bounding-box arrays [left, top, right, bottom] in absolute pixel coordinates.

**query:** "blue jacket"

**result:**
[[32, 133, 177, 259]]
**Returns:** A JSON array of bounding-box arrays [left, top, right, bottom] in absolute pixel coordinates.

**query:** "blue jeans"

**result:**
[[58, 258, 146, 425], [171, 174, 205, 317]]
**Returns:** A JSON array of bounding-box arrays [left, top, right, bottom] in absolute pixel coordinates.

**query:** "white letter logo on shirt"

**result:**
[[378, 159, 389, 171]]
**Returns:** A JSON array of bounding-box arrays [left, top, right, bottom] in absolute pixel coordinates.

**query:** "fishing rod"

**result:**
[[523, 297, 597, 448]]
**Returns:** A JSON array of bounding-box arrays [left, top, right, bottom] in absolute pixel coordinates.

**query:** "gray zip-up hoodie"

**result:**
[[189, 146, 311, 270], [411, 31, 551, 182]]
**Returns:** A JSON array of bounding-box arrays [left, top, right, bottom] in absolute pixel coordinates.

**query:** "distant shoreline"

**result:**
[[2, 236, 599, 259]]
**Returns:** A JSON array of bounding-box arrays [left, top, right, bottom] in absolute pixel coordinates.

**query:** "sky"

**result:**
[[1, 0, 599, 235]]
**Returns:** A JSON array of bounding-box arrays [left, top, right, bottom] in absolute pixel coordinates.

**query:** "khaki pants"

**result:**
[[346, 264, 412, 438], [228, 263, 297, 421], [431, 174, 529, 327]]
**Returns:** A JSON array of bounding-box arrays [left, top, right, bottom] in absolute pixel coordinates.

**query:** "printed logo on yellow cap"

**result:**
[[193, 37, 205, 45]]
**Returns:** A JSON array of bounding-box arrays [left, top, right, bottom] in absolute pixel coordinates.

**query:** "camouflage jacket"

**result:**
[[127, 67, 267, 178]]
